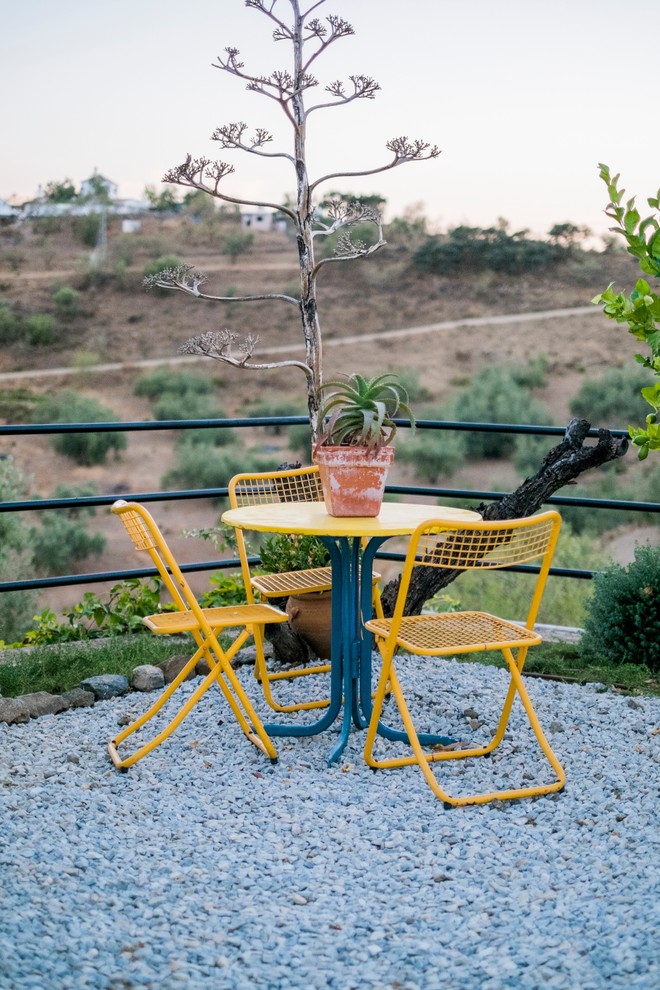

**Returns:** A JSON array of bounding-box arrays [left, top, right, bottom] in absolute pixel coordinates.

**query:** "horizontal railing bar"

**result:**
[[0, 489, 231, 513], [2, 487, 659, 515], [0, 417, 310, 435], [373, 552, 594, 580], [385, 485, 660, 512], [0, 556, 257, 595], [0, 417, 630, 439]]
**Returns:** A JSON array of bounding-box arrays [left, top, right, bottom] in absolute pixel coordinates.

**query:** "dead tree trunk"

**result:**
[[378, 418, 629, 617]]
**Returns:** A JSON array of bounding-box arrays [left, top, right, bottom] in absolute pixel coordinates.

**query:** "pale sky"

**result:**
[[3, 0, 659, 239]]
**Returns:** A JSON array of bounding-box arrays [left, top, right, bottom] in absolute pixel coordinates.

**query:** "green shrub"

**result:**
[[134, 368, 215, 400], [0, 458, 38, 643], [29, 485, 106, 575], [413, 225, 560, 276], [581, 545, 660, 671], [162, 444, 280, 492], [442, 367, 552, 459], [53, 285, 81, 315], [36, 391, 127, 465], [246, 398, 308, 434], [19, 579, 171, 648], [222, 230, 254, 262], [396, 428, 467, 481], [570, 366, 657, 430], [199, 573, 247, 608], [0, 387, 39, 422], [143, 255, 183, 277], [0, 301, 23, 344], [74, 213, 102, 247], [287, 423, 314, 460], [23, 313, 56, 346], [152, 392, 233, 446]]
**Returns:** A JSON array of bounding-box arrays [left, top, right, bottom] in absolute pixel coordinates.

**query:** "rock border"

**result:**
[[0, 648, 260, 726]]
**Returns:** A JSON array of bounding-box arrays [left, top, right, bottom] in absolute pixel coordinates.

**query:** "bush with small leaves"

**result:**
[[0, 458, 38, 643], [162, 443, 280, 494], [143, 255, 183, 277], [24, 313, 56, 346], [134, 368, 215, 400], [29, 485, 106, 575], [36, 391, 127, 466], [74, 213, 102, 247], [570, 366, 657, 430], [581, 545, 660, 671], [442, 366, 552, 459], [152, 392, 234, 446], [53, 285, 81, 316], [246, 398, 308, 435], [396, 427, 467, 482], [0, 301, 23, 344]]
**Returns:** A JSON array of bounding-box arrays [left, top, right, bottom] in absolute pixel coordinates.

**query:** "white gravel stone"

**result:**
[[0, 656, 658, 989]]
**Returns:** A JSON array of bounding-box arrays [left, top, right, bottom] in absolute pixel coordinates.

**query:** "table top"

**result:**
[[222, 500, 480, 538]]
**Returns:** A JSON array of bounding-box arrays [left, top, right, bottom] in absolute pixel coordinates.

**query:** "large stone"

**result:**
[[22, 692, 68, 719], [78, 674, 130, 700], [157, 654, 196, 684], [0, 697, 30, 724], [131, 664, 165, 692], [60, 687, 96, 710]]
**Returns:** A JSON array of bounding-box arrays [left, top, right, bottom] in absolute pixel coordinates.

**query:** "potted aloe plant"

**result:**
[[313, 372, 415, 516]]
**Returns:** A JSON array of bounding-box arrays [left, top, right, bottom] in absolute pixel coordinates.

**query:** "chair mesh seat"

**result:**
[[143, 603, 287, 634], [251, 566, 333, 597], [366, 610, 542, 654], [252, 566, 381, 598]]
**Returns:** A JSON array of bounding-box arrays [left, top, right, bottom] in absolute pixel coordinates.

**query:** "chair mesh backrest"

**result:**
[[112, 501, 194, 616], [117, 505, 158, 552], [414, 514, 558, 571], [230, 467, 324, 508]]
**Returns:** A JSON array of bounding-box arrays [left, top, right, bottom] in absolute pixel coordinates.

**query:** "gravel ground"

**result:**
[[1, 655, 659, 990]]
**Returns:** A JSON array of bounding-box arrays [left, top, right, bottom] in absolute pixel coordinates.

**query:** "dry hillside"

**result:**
[[0, 215, 657, 616]]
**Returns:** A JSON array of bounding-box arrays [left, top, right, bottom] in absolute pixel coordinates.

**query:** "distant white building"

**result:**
[[241, 208, 288, 233], [18, 172, 150, 220], [79, 170, 119, 201], [0, 198, 17, 222]]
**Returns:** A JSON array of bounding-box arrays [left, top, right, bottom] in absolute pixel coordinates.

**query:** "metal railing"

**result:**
[[0, 416, 657, 596]]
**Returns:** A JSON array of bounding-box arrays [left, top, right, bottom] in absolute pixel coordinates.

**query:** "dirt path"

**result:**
[[0, 305, 600, 382]]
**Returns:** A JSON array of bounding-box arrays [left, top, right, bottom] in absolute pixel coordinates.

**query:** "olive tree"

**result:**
[[144, 0, 439, 441]]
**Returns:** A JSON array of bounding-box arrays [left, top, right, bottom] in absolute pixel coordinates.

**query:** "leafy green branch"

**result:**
[[592, 163, 660, 458]]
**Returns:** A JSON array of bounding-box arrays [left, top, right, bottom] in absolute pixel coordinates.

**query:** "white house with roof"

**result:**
[[18, 172, 150, 220]]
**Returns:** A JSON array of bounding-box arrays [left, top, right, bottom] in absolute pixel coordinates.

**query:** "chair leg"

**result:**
[[364, 650, 565, 808], [251, 619, 331, 714], [108, 627, 278, 769]]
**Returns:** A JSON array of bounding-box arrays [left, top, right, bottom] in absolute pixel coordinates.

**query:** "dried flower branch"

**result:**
[[154, 0, 440, 439]]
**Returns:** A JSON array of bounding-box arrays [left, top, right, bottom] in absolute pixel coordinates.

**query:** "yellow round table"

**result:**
[[222, 500, 480, 763]]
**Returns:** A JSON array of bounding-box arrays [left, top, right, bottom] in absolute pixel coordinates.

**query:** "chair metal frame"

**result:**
[[108, 500, 288, 769], [363, 511, 566, 808], [228, 465, 383, 714]]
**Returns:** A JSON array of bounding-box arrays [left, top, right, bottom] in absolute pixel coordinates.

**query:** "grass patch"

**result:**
[[0, 635, 195, 698], [2, 635, 658, 701], [451, 642, 660, 697]]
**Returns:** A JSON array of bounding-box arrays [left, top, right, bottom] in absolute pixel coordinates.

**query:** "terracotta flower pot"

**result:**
[[285, 592, 333, 659], [313, 445, 394, 516]]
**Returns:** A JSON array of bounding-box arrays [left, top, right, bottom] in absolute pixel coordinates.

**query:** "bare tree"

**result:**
[[144, 0, 439, 441]]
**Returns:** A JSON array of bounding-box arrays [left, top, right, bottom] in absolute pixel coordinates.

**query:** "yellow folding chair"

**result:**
[[108, 500, 288, 770], [228, 465, 383, 713], [364, 511, 566, 808]]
